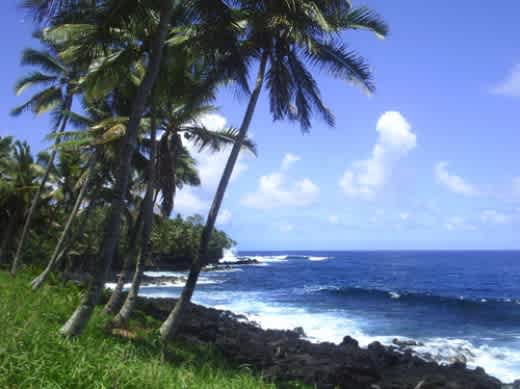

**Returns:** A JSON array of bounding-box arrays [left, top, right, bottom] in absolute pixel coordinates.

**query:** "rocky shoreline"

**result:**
[[143, 257, 260, 273], [136, 297, 518, 389], [138, 259, 259, 287]]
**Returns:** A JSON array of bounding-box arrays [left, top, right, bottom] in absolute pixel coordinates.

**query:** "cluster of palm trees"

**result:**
[[3, 0, 387, 342]]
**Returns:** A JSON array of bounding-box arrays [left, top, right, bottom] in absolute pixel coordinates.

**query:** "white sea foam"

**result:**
[[412, 338, 520, 383], [389, 291, 401, 299], [249, 255, 289, 263], [190, 289, 520, 383], [194, 290, 393, 346], [109, 269, 520, 383], [207, 267, 243, 273], [308, 256, 329, 261], [143, 271, 186, 278], [218, 249, 289, 264], [105, 276, 220, 291], [219, 248, 241, 263]]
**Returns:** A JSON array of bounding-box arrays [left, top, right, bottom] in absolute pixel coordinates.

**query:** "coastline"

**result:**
[[104, 254, 520, 386], [134, 295, 510, 389]]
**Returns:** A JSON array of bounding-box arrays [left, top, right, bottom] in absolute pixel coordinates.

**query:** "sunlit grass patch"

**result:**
[[0, 271, 306, 389]]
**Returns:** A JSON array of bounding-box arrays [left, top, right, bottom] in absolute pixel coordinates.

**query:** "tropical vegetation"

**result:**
[[1, 0, 387, 386]]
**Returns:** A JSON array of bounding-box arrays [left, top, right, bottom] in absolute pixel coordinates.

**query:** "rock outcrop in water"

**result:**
[[137, 297, 507, 389]]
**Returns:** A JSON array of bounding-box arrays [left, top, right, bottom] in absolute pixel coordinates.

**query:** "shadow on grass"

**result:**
[[107, 306, 307, 389]]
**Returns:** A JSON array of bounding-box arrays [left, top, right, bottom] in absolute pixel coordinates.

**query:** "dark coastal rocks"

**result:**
[[144, 256, 259, 272], [140, 274, 185, 286], [137, 297, 504, 389]]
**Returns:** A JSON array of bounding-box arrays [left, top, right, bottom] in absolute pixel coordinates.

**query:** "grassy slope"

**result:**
[[0, 271, 306, 389]]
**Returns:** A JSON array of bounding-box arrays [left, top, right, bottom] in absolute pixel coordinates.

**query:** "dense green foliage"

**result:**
[[1, 0, 387, 386], [0, 135, 235, 270], [152, 215, 235, 263], [0, 271, 306, 388]]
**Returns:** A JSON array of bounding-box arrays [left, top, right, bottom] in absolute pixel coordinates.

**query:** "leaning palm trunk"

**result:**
[[11, 95, 72, 275], [159, 52, 269, 341], [57, 200, 96, 275], [0, 210, 18, 264], [59, 1, 174, 337], [103, 207, 144, 314], [112, 116, 158, 326], [31, 155, 96, 290]]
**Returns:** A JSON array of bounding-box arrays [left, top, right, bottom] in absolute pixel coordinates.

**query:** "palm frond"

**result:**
[[11, 87, 63, 117], [287, 49, 335, 129], [341, 6, 389, 39], [20, 48, 66, 75], [306, 39, 374, 93], [14, 72, 57, 96], [183, 125, 257, 156]]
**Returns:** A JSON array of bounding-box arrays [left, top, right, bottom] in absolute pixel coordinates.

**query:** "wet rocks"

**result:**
[[140, 274, 185, 286], [137, 297, 504, 389]]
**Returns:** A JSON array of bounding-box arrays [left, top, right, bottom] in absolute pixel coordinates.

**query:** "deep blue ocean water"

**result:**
[[135, 250, 520, 382]]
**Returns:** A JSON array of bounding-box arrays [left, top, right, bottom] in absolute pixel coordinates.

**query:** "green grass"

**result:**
[[0, 271, 307, 389]]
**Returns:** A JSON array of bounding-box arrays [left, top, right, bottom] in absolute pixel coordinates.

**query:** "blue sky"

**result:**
[[2, 1, 520, 250]]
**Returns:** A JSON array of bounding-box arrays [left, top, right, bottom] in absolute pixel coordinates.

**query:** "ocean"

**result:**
[[137, 250, 520, 383]]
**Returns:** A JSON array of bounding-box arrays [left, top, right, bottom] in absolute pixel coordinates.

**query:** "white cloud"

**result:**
[[435, 162, 479, 196], [175, 187, 209, 215], [281, 153, 301, 171], [328, 215, 340, 225], [216, 209, 232, 226], [185, 113, 249, 189], [399, 212, 410, 221], [444, 216, 477, 231], [279, 223, 294, 232], [242, 154, 319, 209], [175, 113, 250, 217], [491, 64, 520, 97], [339, 111, 416, 199], [480, 210, 512, 225]]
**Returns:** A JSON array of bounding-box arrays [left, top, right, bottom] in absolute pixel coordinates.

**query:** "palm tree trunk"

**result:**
[[112, 112, 158, 326], [30, 154, 96, 290], [59, 1, 174, 337], [56, 200, 96, 274], [11, 94, 73, 275], [0, 210, 18, 264], [103, 205, 144, 314], [159, 51, 269, 342]]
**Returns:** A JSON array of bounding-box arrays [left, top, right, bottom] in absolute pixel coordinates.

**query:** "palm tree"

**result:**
[[111, 104, 159, 326], [106, 39, 256, 320], [10, 40, 79, 274], [0, 137, 17, 264], [59, 0, 176, 337], [59, 0, 254, 336], [159, 0, 389, 341], [107, 49, 255, 320], [110, 110, 256, 325], [30, 152, 97, 289], [0, 141, 44, 264]]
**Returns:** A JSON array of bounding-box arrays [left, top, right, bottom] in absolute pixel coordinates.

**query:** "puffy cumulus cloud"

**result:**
[[480, 210, 512, 225], [175, 187, 209, 215], [339, 111, 416, 199], [185, 113, 249, 189], [435, 162, 479, 196], [491, 64, 520, 97], [241, 153, 319, 210], [444, 216, 477, 231], [216, 209, 232, 226], [175, 113, 250, 217], [281, 153, 301, 171]]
